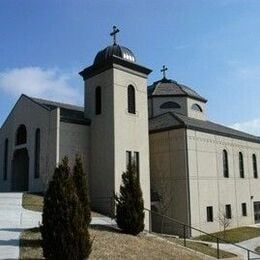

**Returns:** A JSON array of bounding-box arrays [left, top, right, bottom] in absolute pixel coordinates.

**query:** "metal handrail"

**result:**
[[92, 196, 260, 259], [145, 207, 260, 259]]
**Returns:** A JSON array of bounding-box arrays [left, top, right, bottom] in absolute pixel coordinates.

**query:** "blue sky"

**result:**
[[1, 0, 260, 134]]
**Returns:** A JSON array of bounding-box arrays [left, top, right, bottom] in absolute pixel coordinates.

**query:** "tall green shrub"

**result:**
[[116, 162, 145, 235], [41, 157, 91, 260], [73, 155, 91, 226]]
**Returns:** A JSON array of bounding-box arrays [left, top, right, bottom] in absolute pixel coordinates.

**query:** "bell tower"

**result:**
[[79, 27, 152, 229]]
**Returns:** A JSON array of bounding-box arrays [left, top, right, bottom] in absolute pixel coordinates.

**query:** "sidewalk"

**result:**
[[0, 192, 41, 260]]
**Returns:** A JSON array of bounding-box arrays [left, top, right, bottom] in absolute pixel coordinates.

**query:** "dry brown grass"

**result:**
[[197, 227, 260, 243], [22, 193, 44, 212], [165, 237, 236, 259], [22, 192, 108, 219], [89, 225, 203, 260], [20, 226, 206, 259], [20, 227, 43, 259]]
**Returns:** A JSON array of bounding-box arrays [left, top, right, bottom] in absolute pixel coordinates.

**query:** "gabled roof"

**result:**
[[149, 112, 260, 143], [148, 78, 207, 103], [31, 97, 91, 126]]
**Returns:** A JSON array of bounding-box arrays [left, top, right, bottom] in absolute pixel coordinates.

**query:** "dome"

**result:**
[[93, 44, 136, 65], [148, 78, 207, 102]]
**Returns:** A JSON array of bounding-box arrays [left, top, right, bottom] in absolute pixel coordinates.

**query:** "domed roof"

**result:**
[[93, 44, 136, 65], [148, 78, 207, 102]]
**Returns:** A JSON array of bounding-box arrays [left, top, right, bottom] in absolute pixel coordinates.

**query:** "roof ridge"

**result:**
[[31, 97, 84, 111], [149, 111, 173, 120], [169, 112, 186, 124], [173, 112, 260, 140], [206, 119, 260, 139]]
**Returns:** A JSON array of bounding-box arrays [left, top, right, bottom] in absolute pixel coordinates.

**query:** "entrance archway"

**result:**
[[11, 148, 29, 191]]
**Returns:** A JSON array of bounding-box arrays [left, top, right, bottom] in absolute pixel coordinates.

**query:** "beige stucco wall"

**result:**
[[186, 98, 206, 120], [0, 96, 58, 192], [187, 129, 260, 235], [149, 128, 190, 235], [85, 68, 115, 214], [85, 64, 151, 229], [59, 121, 89, 177], [113, 66, 151, 230]]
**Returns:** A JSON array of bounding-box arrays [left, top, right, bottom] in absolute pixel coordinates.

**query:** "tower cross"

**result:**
[[161, 65, 168, 78], [110, 25, 120, 45]]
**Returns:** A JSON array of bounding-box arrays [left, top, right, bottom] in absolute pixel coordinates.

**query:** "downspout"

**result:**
[[184, 128, 192, 237], [56, 107, 60, 166]]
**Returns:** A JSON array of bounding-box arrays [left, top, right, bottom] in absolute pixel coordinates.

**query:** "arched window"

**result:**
[[128, 85, 136, 114], [3, 138, 8, 180], [160, 101, 181, 109], [239, 152, 244, 178], [253, 154, 258, 179], [191, 104, 203, 112], [34, 128, 40, 178], [95, 86, 102, 115], [223, 150, 229, 178], [16, 124, 27, 145]]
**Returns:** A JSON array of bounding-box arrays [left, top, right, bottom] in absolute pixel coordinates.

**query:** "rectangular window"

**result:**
[[242, 203, 247, 216], [126, 151, 131, 169], [253, 154, 258, 179], [225, 204, 232, 219], [34, 129, 41, 179], [206, 206, 213, 222], [239, 152, 245, 178], [133, 152, 140, 179], [3, 139, 8, 181], [95, 87, 102, 115]]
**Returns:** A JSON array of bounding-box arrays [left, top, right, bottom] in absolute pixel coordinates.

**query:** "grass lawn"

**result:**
[[20, 226, 205, 260], [22, 192, 106, 217], [165, 237, 236, 259], [22, 193, 44, 212], [196, 227, 260, 243]]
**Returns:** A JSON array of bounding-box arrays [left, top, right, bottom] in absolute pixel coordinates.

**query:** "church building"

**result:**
[[1, 27, 260, 235]]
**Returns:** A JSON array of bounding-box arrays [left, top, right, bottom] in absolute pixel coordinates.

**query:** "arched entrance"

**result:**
[[11, 148, 29, 191]]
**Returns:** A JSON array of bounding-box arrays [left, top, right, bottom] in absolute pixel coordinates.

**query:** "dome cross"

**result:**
[[110, 25, 120, 45], [161, 65, 168, 79]]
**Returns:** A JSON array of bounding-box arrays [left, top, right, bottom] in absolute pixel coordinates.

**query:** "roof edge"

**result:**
[[79, 55, 152, 80], [0, 94, 51, 129]]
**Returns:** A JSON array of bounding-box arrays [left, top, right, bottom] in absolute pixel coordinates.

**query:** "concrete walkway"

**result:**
[[0, 192, 41, 260], [198, 236, 260, 260], [0, 192, 117, 260]]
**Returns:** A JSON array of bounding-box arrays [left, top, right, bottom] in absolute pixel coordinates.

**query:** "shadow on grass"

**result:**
[[19, 257, 44, 260], [90, 224, 121, 233], [20, 238, 42, 248], [27, 227, 40, 233]]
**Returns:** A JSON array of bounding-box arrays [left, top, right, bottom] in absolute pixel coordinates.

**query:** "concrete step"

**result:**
[[0, 192, 23, 207], [0, 192, 23, 198]]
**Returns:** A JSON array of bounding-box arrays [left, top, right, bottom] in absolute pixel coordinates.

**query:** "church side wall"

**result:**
[[0, 96, 59, 192], [149, 128, 190, 235], [59, 122, 89, 176], [187, 129, 260, 236]]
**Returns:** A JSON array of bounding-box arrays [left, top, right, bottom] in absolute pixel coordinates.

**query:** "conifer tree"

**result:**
[[73, 155, 91, 226], [116, 162, 145, 235], [41, 157, 91, 260]]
